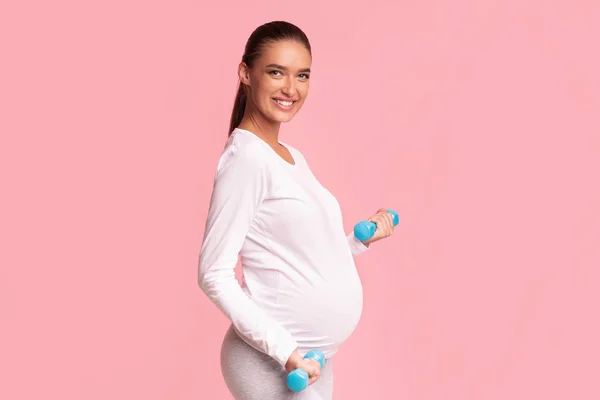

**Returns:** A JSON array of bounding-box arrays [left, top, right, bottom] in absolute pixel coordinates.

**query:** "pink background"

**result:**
[[2, 0, 599, 399]]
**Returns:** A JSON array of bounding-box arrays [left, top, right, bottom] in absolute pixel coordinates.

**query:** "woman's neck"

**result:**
[[238, 109, 281, 147]]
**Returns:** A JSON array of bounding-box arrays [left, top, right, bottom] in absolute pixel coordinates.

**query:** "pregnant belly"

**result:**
[[274, 273, 364, 358]]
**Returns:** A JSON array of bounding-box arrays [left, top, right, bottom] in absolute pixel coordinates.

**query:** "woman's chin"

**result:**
[[268, 111, 296, 123]]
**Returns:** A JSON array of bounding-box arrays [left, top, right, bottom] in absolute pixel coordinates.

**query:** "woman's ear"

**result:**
[[238, 62, 251, 86]]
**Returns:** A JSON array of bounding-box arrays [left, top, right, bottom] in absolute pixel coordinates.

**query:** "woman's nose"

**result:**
[[281, 78, 296, 96]]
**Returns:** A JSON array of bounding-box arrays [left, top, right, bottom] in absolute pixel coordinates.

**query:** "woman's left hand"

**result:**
[[361, 208, 396, 246]]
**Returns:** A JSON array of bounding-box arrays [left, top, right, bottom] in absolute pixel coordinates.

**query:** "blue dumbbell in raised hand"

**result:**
[[286, 349, 326, 392], [353, 208, 400, 242]]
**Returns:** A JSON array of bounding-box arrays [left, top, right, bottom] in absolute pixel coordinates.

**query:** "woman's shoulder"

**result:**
[[216, 130, 270, 174]]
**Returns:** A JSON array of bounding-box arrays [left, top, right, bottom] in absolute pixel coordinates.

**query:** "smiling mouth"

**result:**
[[272, 98, 296, 109]]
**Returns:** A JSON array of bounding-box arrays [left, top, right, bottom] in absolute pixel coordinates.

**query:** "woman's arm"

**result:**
[[347, 231, 369, 256], [198, 144, 298, 367], [346, 208, 396, 256]]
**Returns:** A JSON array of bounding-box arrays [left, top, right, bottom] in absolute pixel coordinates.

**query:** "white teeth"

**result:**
[[275, 99, 294, 107]]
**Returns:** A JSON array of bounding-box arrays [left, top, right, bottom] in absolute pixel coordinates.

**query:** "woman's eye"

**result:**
[[299, 74, 310, 80], [268, 70, 282, 76]]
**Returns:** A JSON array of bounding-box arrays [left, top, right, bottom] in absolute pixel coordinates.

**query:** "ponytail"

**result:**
[[228, 83, 246, 136]]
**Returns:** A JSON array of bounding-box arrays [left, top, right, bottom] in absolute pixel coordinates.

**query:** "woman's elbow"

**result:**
[[197, 267, 213, 293], [197, 267, 232, 299]]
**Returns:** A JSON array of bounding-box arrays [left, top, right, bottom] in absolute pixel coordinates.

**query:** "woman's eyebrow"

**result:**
[[265, 63, 311, 73]]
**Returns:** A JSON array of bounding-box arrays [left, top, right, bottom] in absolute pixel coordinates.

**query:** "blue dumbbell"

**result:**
[[286, 350, 326, 392], [353, 208, 400, 242]]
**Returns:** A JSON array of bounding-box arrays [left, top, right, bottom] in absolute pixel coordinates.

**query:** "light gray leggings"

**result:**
[[220, 324, 335, 400]]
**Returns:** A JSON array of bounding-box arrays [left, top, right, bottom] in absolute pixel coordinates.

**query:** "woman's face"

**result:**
[[239, 40, 312, 124]]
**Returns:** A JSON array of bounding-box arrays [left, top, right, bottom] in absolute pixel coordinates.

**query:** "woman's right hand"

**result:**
[[284, 349, 321, 386]]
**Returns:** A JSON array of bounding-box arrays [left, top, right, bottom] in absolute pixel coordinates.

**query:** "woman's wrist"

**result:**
[[284, 349, 303, 372]]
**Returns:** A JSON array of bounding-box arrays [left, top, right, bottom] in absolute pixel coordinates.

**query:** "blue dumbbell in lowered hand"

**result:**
[[353, 208, 400, 242], [286, 349, 325, 392]]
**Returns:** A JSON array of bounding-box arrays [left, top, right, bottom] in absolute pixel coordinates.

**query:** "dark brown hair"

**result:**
[[228, 21, 312, 136]]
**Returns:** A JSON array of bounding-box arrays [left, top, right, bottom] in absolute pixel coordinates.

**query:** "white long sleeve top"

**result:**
[[198, 128, 369, 367]]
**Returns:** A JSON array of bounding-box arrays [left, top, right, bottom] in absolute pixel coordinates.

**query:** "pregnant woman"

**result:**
[[198, 20, 396, 399]]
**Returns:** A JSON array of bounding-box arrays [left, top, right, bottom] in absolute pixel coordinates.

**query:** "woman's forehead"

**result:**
[[258, 41, 312, 67]]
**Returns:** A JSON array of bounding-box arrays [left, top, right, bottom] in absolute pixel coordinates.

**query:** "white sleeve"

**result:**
[[197, 144, 299, 367], [347, 231, 369, 256]]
